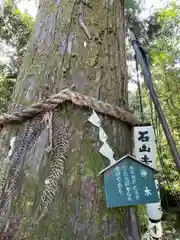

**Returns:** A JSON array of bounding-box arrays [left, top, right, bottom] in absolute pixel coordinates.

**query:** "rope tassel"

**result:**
[[36, 111, 69, 223]]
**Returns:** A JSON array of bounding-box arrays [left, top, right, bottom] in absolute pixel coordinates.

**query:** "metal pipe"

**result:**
[[130, 31, 180, 175]]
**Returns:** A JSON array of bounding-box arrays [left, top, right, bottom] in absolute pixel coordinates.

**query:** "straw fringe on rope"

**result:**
[[0, 88, 140, 130]]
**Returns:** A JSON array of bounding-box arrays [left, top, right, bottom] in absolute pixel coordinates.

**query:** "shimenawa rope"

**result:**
[[0, 88, 140, 130]]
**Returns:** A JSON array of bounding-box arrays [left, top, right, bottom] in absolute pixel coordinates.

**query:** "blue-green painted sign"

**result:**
[[100, 155, 159, 207]]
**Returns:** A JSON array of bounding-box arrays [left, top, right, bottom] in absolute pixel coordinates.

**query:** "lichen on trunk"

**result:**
[[0, 0, 140, 239]]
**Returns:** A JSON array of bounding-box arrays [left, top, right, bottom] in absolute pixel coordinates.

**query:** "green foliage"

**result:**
[[0, 1, 33, 59], [0, 75, 15, 112], [131, 4, 180, 236], [149, 2, 180, 191], [0, 1, 33, 112], [163, 213, 180, 239], [132, 1, 180, 193], [137, 205, 148, 233], [125, 0, 145, 39], [125, 0, 140, 12]]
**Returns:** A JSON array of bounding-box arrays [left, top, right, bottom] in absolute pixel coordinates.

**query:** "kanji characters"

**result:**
[[144, 187, 152, 196], [129, 166, 135, 174], [131, 174, 136, 185], [139, 144, 150, 152], [140, 169, 148, 178], [126, 187, 132, 201], [133, 186, 140, 200], [138, 131, 150, 142], [140, 155, 152, 165], [115, 167, 123, 195]]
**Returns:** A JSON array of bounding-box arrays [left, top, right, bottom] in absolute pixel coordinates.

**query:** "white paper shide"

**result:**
[[88, 110, 116, 165]]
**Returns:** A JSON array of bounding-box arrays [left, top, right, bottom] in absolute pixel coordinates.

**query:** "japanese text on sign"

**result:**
[[133, 126, 156, 168], [103, 156, 159, 207], [115, 167, 123, 194], [116, 165, 140, 202]]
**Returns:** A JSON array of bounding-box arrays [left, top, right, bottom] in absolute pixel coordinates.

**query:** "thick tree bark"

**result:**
[[0, 0, 140, 239]]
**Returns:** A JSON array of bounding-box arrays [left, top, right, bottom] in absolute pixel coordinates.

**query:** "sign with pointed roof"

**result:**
[[100, 155, 159, 208]]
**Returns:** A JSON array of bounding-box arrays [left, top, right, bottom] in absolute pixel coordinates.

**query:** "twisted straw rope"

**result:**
[[0, 88, 140, 130]]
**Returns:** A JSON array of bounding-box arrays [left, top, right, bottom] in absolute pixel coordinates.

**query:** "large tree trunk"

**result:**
[[0, 0, 140, 239]]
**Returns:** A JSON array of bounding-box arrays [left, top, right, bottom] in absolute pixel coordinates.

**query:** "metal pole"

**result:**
[[130, 31, 180, 175]]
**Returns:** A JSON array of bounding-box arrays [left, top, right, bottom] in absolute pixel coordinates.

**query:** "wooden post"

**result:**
[[133, 125, 163, 239]]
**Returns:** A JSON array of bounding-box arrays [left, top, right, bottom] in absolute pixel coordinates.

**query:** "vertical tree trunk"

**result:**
[[0, 0, 140, 239]]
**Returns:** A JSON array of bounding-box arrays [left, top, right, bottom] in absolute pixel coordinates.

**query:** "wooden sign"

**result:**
[[133, 126, 156, 168], [133, 125, 163, 238], [100, 155, 159, 208]]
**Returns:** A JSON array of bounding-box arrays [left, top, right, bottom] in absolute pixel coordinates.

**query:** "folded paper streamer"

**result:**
[[88, 110, 116, 165], [99, 127, 108, 143]]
